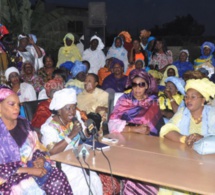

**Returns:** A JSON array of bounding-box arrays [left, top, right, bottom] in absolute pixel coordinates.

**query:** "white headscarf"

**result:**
[[5, 67, 20, 81], [49, 88, 77, 111], [180, 49, 189, 62], [90, 35, 104, 50]]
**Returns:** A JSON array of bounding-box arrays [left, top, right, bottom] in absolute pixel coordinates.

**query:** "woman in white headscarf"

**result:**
[[82, 35, 106, 74], [56, 33, 82, 67], [16, 34, 45, 71], [41, 88, 103, 195]]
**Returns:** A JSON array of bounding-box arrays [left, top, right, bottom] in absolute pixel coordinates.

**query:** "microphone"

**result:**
[[73, 147, 79, 159], [72, 117, 86, 142], [86, 119, 98, 135]]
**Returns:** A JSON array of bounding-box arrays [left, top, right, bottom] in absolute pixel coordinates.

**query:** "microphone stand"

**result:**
[[92, 133, 96, 157]]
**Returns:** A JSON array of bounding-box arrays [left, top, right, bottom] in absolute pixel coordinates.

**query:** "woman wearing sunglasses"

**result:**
[[108, 69, 164, 136]]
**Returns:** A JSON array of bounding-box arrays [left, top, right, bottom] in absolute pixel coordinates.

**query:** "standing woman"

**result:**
[[5, 67, 36, 102], [150, 38, 173, 73], [0, 87, 72, 194], [56, 33, 82, 67]]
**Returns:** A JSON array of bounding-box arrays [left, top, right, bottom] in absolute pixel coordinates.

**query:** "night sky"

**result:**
[[46, 0, 215, 36]]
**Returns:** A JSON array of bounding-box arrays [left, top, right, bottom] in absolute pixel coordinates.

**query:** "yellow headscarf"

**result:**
[[63, 33, 75, 46], [185, 78, 215, 101], [148, 70, 163, 80], [160, 65, 179, 86]]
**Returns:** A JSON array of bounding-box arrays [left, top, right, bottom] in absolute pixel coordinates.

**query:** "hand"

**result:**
[[68, 120, 82, 139], [164, 88, 172, 99], [134, 125, 150, 135], [29, 167, 47, 177], [33, 157, 45, 168], [186, 133, 203, 147]]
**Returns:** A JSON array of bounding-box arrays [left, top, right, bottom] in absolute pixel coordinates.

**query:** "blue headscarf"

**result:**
[[70, 61, 87, 78], [165, 76, 185, 95], [110, 58, 124, 69], [60, 61, 75, 71], [200, 42, 215, 58]]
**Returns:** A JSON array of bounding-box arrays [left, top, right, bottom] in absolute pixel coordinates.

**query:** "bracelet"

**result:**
[[64, 136, 72, 144], [179, 135, 187, 144], [170, 98, 175, 102]]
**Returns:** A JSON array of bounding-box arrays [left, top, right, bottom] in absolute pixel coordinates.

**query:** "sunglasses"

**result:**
[[131, 82, 146, 88]]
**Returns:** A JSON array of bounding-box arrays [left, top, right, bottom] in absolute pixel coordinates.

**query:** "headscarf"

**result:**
[[112, 37, 124, 49], [180, 49, 189, 62], [5, 67, 20, 81], [140, 29, 151, 39], [44, 78, 64, 98], [135, 59, 145, 67], [118, 31, 132, 43], [29, 34, 37, 43], [0, 87, 15, 102], [63, 33, 75, 46], [126, 69, 158, 95], [70, 60, 87, 78], [17, 34, 28, 46], [21, 60, 35, 75], [90, 35, 104, 50], [110, 58, 124, 69], [165, 76, 185, 95], [160, 65, 179, 86], [60, 61, 75, 71], [201, 42, 215, 57], [148, 70, 163, 80], [49, 88, 77, 111], [185, 78, 215, 101]]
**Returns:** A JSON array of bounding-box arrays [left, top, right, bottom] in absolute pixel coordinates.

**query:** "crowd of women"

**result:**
[[1, 26, 215, 195]]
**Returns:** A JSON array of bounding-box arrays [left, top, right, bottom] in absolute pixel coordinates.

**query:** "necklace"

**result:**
[[191, 115, 202, 124], [58, 115, 66, 126]]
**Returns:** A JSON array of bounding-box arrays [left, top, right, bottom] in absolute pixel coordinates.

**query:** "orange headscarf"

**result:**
[[118, 31, 132, 43]]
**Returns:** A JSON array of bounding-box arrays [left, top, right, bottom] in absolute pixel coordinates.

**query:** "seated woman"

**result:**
[[31, 78, 64, 130], [159, 76, 185, 121], [5, 67, 37, 102], [41, 88, 103, 195], [0, 87, 72, 194], [159, 78, 215, 194], [77, 73, 109, 130], [173, 49, 194, 77], [21, 61, 44, 93], [108, 69, 164, 136]]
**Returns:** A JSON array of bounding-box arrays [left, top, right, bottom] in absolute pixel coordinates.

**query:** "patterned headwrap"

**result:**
[[71, 60, 87, 78], [90, 35, 104, 50], [0, 87, 15, 102], [126, 69, 158, 95], [201, 42, 215, 57], [5, 67, 20, 81], [44, 78, 64, 98], [165, 76, 185, 95], [110, 58, 124, 69], [185, 78, 215, 101], [63, 33, 75, 46], [118, 31, 132, 43], [140, 29, 151, 39], [49, 88, 77, 111]]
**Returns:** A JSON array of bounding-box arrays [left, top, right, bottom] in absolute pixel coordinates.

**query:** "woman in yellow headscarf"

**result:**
[[160, 65, 179, 86], [56, 33, 82, 67]]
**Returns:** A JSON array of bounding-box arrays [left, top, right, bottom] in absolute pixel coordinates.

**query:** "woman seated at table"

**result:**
[[159, 79, 215, 194], [0, 87, 72, 194], [159, 76, 185, 121], [41, 88, 103, 195], [108, 69, 164, 136]]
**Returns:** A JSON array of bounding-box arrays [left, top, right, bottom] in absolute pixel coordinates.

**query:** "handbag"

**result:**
[[193, 135, 215, 155]]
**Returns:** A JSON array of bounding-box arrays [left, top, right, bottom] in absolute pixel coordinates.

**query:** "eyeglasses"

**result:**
[[184, 95, 204, 100], [131, 82, 146, 88]]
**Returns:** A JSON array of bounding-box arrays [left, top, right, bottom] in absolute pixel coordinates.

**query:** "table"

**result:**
[[51, 133, 215, 194]]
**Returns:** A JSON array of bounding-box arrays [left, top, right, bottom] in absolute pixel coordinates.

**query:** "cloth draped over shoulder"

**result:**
[[57, 33, 82, 67], [0, 117, 72, 194], [109, 92, 163, 136]]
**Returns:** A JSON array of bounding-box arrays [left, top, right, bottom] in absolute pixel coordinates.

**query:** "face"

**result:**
[[113, 63, 123, 76], [76, 72, 86, 82], [84, 75, 98, 93], [133, 40, 140, 50], [179, 52, 187, 62], [155, 41, 163, 51], [9, 72, 20, 85], [54, 74, 64, 83], [135, 61, 144, 70], [203, 47, 211, 56], [66, 38, 73, 46], [167, 68, 176, 77], [19, 38, 29, 48], [165, 82, 177, 95], [58, 104, 76, 124], [141, 37, 148, 45], [185, 89, 205, 112], [132, 77, 148, 100], [115, 38, 122, 48], [0, 94, 20, 121], [44, 57, 54, 68], [90, 39, 99, 51], [24, 62, 33, 75]]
